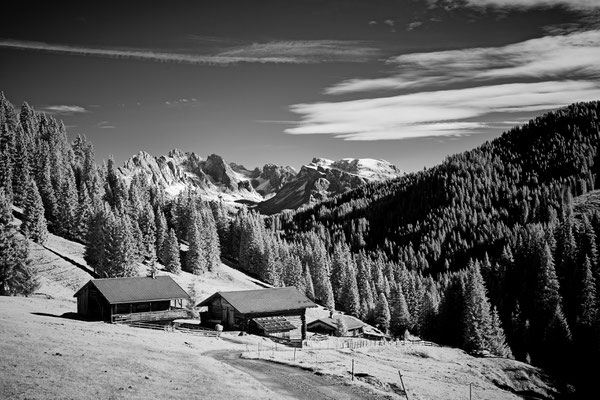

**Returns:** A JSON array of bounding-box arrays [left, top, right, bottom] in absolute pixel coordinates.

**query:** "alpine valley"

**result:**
[[2, 92, 600, 399]]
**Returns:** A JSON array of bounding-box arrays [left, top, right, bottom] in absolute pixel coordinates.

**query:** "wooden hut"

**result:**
[[197, 287, 317, 340], [74, 276, 190, 323], [307, 314, 366, 337]]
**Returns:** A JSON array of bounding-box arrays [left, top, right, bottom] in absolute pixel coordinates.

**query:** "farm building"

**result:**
[[74, 276, 190, 323], [197, 287, 317, 340], [306, 314, 366, 337]]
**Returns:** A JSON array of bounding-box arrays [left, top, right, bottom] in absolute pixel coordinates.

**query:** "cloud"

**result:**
[[325, 29, 600, 95], [286, 81, 600, 140], [164, 98, 205, 108], [97, 121, 115, 129], [43, 105, 88, 115], [465, 0, 600, 10], [406, 21, 424, 31], [0, 38, 380, 65]]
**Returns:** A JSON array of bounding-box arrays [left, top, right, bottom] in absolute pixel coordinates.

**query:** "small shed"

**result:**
[[197, 287, 317, 339], [74, 276, 190, 323], [307, 314, 366, 337]]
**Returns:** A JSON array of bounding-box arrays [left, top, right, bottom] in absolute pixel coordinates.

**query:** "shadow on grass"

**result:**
[[31, 312, 87, 321]]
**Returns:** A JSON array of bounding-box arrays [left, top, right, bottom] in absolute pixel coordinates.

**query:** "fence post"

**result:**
[[398, 370, 409, 400], [352, 359, 355, 381]]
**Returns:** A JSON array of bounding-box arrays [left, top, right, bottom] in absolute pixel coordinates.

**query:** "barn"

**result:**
[[197, 287, 317, 340], [74, 276, 190, 323], [306, 314, 366, 337]]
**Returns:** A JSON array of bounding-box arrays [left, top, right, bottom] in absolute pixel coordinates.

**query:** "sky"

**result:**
[[1, 0, 599, 173]]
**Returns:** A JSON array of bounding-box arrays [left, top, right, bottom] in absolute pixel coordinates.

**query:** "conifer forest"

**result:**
[[2, 92, 600, 396]]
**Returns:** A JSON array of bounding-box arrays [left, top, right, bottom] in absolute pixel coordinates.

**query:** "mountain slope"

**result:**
[[257, 157, 403, 214]]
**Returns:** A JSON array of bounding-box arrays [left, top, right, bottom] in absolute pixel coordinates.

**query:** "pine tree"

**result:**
[[283, 253, 303, 290], [11, 128, 30, 207], [462, 261, 493, 354], [21, 180, 48, 244], [335, 317, 348, 337], [341, 262, 361, 317], [84, 205, 110, 275], [577, 256, 598, 329], [138, 202, 157, 267], [186, 211, 205, 275], [487, 306, 513, 358], [155, 207, 168, 265], [303, 263, 315, 300], [74, 183, 93, 240], [103, 211, 137, 278], [390, 283, 412, 338], [164, 228, 181, 274], [0, 189, 39, 295], [374, 292, 391, 334], [199, 206, 221, 271], [35, 142, 58, 224]]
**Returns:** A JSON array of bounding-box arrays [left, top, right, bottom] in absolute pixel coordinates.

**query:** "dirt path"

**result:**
[[207, 350, 394, 400]]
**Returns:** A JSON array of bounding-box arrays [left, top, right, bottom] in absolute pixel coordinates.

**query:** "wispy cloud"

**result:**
[[286, 81, 600, 140], [96, 121, 115, 129], [464, 0, 600, 10], [164, 98, 204, 108], [42, 105, 88, 115], [0, 38, 380, 65], [291, 27, 600, 141], [325, 29, 600, 95]]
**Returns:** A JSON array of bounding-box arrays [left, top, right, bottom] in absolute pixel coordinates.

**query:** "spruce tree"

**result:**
[[341, 262, 361, 317], [164, 228, 181, 274], [21, 180, 48, 244], [303, 263, 315, 300], [155, 207, 168, 264], [138, 202, 157, 267], [390, 283, 412, 338], [186, 211, 205, 275], [11, 128, 30, 207], [199, 206, 221, 271], [462, 261, 493, 354], [283, 253, 303, 290], [577, 256, 598, 329], [84, 205, 109, 275], [74, 183, 93, 240], [0, 189, 39, 295], [374, 292, 391, 334], [487, 306, 513, 358], [103, 211, 137, 277]]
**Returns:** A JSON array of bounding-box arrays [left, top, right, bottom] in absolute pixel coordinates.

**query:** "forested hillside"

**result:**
[[1, 91, 599, 397], [269, 101, 600, 396]]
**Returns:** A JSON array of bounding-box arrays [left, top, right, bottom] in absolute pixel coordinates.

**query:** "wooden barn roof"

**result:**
[[307, 315, 366, 331], [74, 276, 190, 304], [197, 287, 317, 314]]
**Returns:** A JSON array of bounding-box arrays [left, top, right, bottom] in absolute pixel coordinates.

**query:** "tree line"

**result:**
[[1, 91, 598, 396]]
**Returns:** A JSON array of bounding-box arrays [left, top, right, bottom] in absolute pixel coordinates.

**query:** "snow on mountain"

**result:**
[[117, 150, 401, 213], [257, 157, 403, 215], [118, 150, 263, 203]]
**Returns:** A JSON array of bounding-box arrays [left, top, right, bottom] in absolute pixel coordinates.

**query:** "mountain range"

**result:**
[[117, 150, 404, 213]]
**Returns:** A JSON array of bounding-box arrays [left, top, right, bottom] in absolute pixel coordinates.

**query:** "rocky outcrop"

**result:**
[[117, 150, 401, 213], [118, 150, 262, 201], [257, 157, 403, 215]]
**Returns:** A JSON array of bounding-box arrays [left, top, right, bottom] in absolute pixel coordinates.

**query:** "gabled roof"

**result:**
[[307, 315, 366, 331], [74, 276, 190, 304], [197, 287, 317, 314]]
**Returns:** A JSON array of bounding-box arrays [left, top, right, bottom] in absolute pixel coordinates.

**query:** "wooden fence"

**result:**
[[124, 321, 220, 337], [112, 309, 190, 323]]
